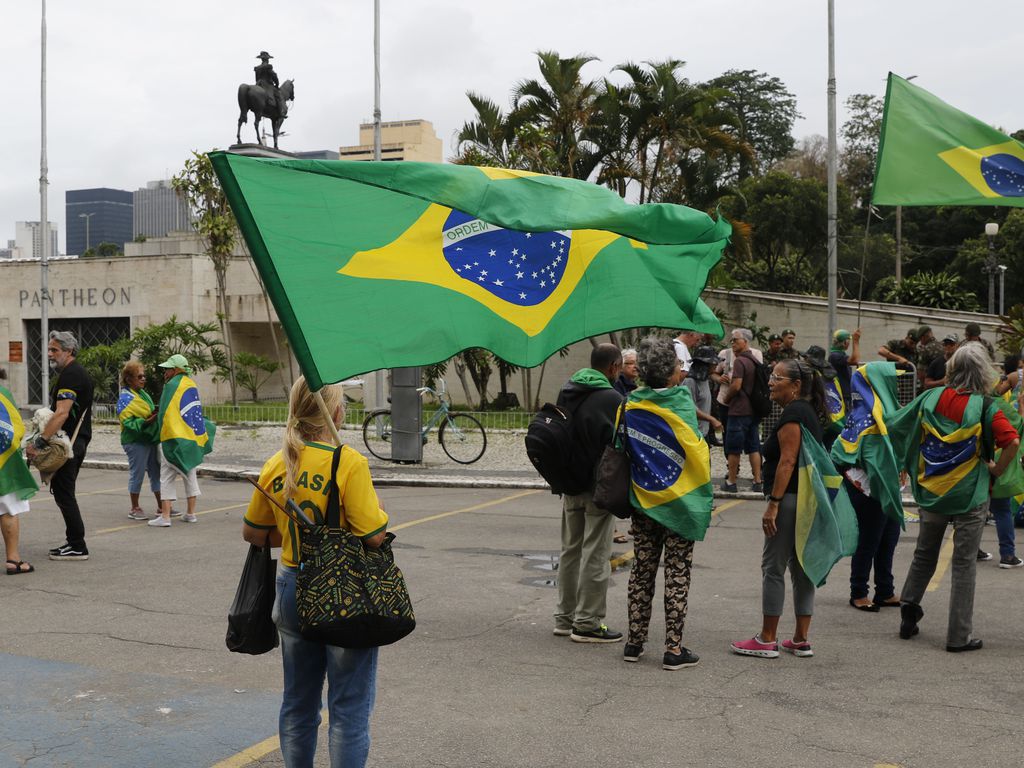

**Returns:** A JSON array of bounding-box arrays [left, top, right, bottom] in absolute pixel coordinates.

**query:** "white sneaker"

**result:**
[[182, 513, 198, 523], [148, 517, 171, 527]]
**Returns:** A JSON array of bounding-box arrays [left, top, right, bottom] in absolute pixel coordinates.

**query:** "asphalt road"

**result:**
[[3, 469, 1023, 768]]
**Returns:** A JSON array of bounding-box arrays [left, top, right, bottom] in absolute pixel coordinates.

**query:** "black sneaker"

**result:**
[[570, 625, 623, 643], [663, 647, 700, 670], [946, 638, 983, 653], [623, 643, 644, 662], [899, 602, 923, 639], [977, 549, 993, 561], [49, 545, 89, 561], [48, 543, 68, 556], [999, 556, 1024, 569], [721, 481, 738, 493], [751, 482, 764, 493]]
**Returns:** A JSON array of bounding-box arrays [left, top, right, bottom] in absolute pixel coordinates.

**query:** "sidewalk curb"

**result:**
[[81, 457, 920, 506]]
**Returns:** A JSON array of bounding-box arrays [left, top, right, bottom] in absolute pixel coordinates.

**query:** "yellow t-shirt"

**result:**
[[244, 442, 388, 567]]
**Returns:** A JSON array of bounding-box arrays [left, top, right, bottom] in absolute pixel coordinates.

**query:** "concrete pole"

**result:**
[[826, 0, 838, 344], [372, 0, 385, 412], [39, 0, 50, 404]]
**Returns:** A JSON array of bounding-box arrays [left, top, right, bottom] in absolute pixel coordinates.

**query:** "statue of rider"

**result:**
[[254, 51, 285, 117]]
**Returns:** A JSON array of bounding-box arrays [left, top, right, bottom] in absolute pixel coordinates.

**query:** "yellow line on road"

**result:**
[[29, 486, 123, 505], [94, 502, 248, 536], [390, 489, 540, 531], [209, 735, 282, 768], [926, 533, 956, 593], [713, 499, 744, 517], [610, 550, 634, 570]]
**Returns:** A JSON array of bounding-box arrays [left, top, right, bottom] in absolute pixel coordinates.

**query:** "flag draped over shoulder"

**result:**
[[210, 152, 730, 390], [830, 362, 904, 526], [795, 426, 859, 587], [990, 398, 1024, 500], [0, 386, 38, 500], [158, 374, 215, 474], [887, 387, 990, 514], [873, 73, 1024, 207], [625, 387, 712, 542]]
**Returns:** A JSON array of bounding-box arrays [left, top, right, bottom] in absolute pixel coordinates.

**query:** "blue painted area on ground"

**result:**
[[0, 653, 281, 768]]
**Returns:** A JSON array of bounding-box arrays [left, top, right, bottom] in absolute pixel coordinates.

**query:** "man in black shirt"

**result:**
[[26, 331, 94, 560], [924, 333, 958, 389]]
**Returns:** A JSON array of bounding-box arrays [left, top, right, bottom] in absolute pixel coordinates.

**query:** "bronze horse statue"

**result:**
[[237, 79, 294, 149]]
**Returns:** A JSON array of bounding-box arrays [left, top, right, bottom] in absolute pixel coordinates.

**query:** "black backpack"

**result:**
[[741, 352, 772, 419], [525, 398, 593, 495]]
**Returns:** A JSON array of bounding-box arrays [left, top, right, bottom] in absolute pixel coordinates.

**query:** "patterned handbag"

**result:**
[[295, 446, 415, 648]]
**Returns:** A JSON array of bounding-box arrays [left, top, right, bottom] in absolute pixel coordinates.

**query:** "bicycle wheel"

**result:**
[[438, 413, 487, 464], [362, 409, 394, 461]]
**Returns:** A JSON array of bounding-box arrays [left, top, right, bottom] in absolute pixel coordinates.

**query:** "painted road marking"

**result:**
[[94, 502, 248, 536], [390, 489, 540, 531], [28, 486, 123, 505], [713, 499, 744, 516], [926, 533, 955, 593]]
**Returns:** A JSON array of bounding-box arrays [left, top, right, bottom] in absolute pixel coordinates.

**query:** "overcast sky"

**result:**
[[4, 0, 1021, 253]]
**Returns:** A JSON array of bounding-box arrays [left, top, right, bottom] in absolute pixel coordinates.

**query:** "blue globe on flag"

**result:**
[[626, 409, 685, 492], [179, 387, 207, 437], [0, 402, 13, 455]]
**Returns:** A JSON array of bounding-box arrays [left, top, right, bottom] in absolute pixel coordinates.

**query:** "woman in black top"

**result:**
[[731, 359, 827, 659]]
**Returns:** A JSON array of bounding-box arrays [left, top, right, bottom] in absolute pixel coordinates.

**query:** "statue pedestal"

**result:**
[[228, 144, 297, 159]]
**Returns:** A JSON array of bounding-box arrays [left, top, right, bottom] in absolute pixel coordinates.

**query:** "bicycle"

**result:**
[[362, 380, 487, 464]]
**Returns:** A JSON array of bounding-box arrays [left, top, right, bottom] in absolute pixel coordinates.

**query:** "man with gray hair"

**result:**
[[25, 331, 94, 560]]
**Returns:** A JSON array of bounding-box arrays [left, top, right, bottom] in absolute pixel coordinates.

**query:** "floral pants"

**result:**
[[626, 512, 695, 650]]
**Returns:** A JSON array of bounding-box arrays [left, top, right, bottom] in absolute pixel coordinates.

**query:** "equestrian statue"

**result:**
[[237, 51, 295, 149]]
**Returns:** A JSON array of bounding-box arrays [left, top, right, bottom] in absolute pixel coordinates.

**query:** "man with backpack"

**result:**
[[721, 328, 764, 494], [549, 344, 625, 643]]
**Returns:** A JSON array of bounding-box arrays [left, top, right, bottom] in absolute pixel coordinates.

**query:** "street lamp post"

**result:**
[[985, 222, 999, 315], [79, 212, 94, 253], [999, 265, 1007, 316]]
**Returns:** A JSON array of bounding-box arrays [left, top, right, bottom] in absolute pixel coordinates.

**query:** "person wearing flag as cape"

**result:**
[[829, 362, 905, 612], [148, 354, 215, 528], [802, 345, 845, 449], [622, 337, 713, 671], [889, 344, 1020, 652], [0, 375, 39, 574], [116, 361, 164, 520], [732, 358, 856, 659]]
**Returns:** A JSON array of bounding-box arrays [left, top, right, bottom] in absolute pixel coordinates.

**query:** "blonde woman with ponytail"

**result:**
[[244, 376, 388, 768]]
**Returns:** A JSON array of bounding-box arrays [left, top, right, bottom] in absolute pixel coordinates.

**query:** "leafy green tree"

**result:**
[[78, 337, 133, 402], [704, 69, 800, 180], [227, 352, 282, 401], [774, 135, 828, 182], [871, 271, 980, 312], [456, 93, 521, 168], [840, 93, 883, 208]]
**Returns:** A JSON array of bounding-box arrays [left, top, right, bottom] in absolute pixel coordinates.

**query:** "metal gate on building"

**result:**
[[25, 317, 130, 405]]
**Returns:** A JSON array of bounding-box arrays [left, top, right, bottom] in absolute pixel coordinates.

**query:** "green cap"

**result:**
[[781, 328, 795, 337], [157, 353, 192, 373], [833, 329, 851, 342]]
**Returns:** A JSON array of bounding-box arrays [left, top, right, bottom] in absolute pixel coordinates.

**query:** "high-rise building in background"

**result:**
[[8, 221, 59, 260], [133, 180, 192, 240], [338, 120, 442, 162], [65, 188, 133, 256]]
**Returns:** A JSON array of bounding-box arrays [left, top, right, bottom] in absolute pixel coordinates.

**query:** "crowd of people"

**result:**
[[552, 319, 1023, 670]]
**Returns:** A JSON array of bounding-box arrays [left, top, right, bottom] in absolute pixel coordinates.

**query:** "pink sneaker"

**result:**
[[781, 638, 813, 657], [730, 636, 779, 658]]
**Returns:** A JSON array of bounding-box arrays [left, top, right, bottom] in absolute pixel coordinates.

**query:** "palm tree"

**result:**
[[512, 51, 600, 179], [580, 80, 642, 197], [455, 92, 519, 167]]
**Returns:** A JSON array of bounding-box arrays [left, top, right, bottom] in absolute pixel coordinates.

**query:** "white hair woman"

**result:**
[[891, 343, 1020, 652], [243, 377, 388, 766]]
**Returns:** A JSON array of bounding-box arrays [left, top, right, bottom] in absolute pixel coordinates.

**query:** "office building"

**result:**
[[66, 188, 133, 256], [338, 119, 442, 162], [11, 221, 59, 260], [133, 180, 192, 240]]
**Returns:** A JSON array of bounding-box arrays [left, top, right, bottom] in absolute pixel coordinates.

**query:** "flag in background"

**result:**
[[830, 362, 904, 526], [873, 73, 1024, 207], [210, 153, 730, 390], [625, 387, 713, 542], [0, 385, 38, 500], [795, 426, 859, 587], [158, 374, 215, 474]]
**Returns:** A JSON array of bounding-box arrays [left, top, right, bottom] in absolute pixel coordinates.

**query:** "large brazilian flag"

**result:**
[[796, 426, 858, 587], [624, 387, 712, 542], [210, 153, 730, 390], [158, 374, 215, 474], [873, 73, 1024, 207], [830, 362, 905, 527], [0, 385, 38, 500]]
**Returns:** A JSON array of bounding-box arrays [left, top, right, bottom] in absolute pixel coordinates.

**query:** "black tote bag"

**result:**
[[226, 544, 279, 655], [296, 446, 415, 648]]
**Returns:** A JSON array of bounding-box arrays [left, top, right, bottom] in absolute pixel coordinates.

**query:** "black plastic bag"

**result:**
[[226, 544, 279, 655]]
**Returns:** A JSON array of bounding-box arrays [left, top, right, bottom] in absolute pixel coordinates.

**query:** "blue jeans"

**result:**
[[273, 566, 378, 768], [123, 441, 160, 494], [847, 481, 901, 601], [988, 497, 1017, 559]]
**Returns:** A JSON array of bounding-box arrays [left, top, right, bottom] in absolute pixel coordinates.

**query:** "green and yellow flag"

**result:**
[[158, 374, 215, 474], [830, 362, 905, 527], [210, 153, 730, 389], [624, 387, 713, 542], [796, 426, 859, 587], [0, 386, 38, 500], [873, 73, 1024, 207]]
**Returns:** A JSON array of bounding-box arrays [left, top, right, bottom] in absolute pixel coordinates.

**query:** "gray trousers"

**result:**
[[900, 500, 988, 647], [555, 490, 614, 632], [762, 493, 816, 616]]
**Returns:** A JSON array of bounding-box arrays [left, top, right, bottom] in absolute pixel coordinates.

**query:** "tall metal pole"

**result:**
[[895, 205, 902, 284], [826, 0, 838, 344], [372, 0, 385, 412], [40, 0, 50, 403]]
